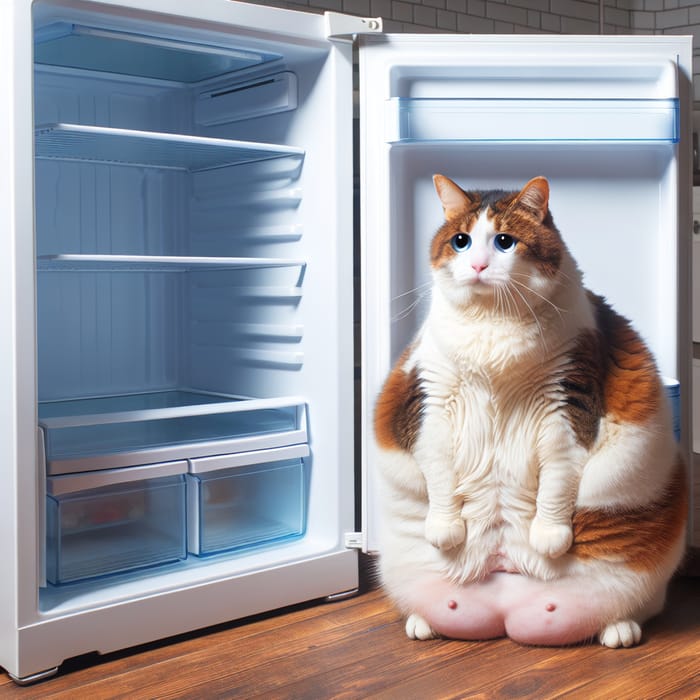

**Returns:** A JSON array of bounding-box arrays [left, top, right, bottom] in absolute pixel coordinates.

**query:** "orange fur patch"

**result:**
[[490, 196, 563, 278], [591, 294, 660, 424], [430, 209, 482, 268], [374, 349, 424, 452], [570, 455, 688, 571]]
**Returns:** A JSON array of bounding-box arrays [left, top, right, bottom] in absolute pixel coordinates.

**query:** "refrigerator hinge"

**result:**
[[324, 12, 382, 41], [344, 531, 364, 549]]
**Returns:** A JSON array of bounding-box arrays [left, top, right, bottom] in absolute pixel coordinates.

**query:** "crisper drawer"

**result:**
[[39, 391, 307, 475], [187, 444, 309, 556], [46, 461, 187, 585]]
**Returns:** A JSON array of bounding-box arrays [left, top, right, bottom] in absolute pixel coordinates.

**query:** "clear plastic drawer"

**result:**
[[46, 461, 187, 585], [187, 444, 308, 556]]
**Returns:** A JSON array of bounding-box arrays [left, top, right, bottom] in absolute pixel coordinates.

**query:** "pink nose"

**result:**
[[472, 263, 488, 273]]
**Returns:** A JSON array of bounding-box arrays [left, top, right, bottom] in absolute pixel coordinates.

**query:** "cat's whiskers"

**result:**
[[392, 282, 432, 323], [508, 274, 567, 322], [393, 281, 432, 301], [494, 281, 522, 322], [506, 280, 548, 352]]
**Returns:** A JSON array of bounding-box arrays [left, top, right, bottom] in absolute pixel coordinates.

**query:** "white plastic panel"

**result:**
[[47, 459, 188, 495]]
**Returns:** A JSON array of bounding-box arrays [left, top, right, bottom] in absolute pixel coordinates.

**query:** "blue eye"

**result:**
[[494, 234, 516, 252], [451, 233, 472, 252]]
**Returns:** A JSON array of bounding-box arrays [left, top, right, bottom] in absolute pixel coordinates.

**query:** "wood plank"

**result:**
[[0, 577, 697, 698]]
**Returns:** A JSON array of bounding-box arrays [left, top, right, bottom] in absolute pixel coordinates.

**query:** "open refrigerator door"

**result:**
[[358, 33, 693, 553]]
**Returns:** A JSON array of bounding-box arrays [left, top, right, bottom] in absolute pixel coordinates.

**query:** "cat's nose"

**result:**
[[472, 263, 488, 273]]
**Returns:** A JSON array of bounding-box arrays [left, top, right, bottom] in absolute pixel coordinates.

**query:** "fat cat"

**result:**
[[374, 175, 687, 648]]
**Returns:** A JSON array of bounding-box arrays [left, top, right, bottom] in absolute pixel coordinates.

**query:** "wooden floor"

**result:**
[[1, 573, 698, 699]]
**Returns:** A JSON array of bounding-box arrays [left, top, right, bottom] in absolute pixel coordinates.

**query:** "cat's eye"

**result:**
[[451, 233, 472, 252], [494, 234, 516, 252]]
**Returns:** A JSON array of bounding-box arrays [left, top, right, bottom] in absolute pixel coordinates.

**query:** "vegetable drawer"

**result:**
[[187, 444, 308, 556], [46, 461, 187, 585]]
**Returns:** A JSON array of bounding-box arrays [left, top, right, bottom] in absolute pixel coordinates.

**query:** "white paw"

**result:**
[[405, 613, 438, 640], [529, 517, 573, 559], [425, 510, 466, 550], [599, 620, 642, 648]]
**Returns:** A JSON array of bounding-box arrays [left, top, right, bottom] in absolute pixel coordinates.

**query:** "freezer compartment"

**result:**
[[187, 444, 308, 556], [39, 392, 307, 475], [387, 97, 679, 143], [34, 22, 282, 83], [46, 464, 187, 585]]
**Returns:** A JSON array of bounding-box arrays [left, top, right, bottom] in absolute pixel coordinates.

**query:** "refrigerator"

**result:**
[[0, 0, 692, 684]]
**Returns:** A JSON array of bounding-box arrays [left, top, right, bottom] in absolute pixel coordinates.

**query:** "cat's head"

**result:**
[[430, 175, 566, 313]]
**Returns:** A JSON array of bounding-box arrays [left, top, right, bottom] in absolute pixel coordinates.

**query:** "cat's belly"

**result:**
[[409, 572, 608, 645]]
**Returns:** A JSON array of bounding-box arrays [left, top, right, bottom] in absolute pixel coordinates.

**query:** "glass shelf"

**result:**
[[39, 391, 308, 475], [35, 123, 304, 172], [37, 254, 306, 272], [386, 97, 679, 143]]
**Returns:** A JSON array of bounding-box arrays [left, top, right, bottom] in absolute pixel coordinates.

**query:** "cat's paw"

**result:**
[[405, 613, 439, 641], [598, 620, 642, 648], [529, 517, 572, 559], [425, 510, 466, 550]]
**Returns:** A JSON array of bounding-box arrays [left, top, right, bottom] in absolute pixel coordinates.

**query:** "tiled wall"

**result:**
[[240, 0, 700, 105]]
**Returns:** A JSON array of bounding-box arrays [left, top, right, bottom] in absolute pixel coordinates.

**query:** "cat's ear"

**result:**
[[515, 177, 550, 223], [433, 174, 473, 219]]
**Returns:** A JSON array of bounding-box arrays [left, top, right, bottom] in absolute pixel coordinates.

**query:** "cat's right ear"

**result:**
[[433, 174, 471, 219]]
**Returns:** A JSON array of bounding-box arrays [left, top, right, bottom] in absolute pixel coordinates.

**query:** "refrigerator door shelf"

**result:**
[[37, 254, 306, 272], [387, 97, 679, 143], [39, 392, 308, 475], [34, 123, 305, 172]]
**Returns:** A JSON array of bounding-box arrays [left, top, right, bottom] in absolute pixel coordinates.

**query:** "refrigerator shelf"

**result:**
[[386, 97, 679, 143], [39, 391, 308, 475], [37, 254, 306, 272], [34, 123, 305, 172]]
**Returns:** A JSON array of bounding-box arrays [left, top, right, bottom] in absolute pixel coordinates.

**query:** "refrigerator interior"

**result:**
[[31, 0, 356, 614], [359, 35, 692, 551]]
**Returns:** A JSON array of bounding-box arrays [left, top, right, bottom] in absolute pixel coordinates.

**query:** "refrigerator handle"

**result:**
[[324, 12, 382, 41]]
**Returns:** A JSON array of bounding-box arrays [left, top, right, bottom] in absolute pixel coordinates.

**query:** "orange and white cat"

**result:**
[[374, 175, 687, 647]]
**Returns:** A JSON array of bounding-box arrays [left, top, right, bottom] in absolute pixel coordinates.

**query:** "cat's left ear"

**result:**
[[515, 177, 550, 223], [433, 174, 473, 219]]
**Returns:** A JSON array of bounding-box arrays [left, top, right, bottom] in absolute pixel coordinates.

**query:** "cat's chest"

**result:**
[[440, 363, 549, 435], [419, 350, 560, 484]]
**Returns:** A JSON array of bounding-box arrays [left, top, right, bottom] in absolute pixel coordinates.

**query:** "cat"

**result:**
[[373, 174, 687, 648]]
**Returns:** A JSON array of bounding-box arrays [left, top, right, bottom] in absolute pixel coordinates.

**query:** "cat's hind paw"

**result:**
[[405, 613, 439, 641], [425, 510, 466, 550], [599, 620, 642, 648], [529, 517, 572, 559]]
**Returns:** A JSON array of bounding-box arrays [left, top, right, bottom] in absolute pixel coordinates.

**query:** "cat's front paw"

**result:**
[[529, 516, 572, 559], [425, 510, 466, 550], [599, 620, 642, 648], [405, 613, 439, 640]]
